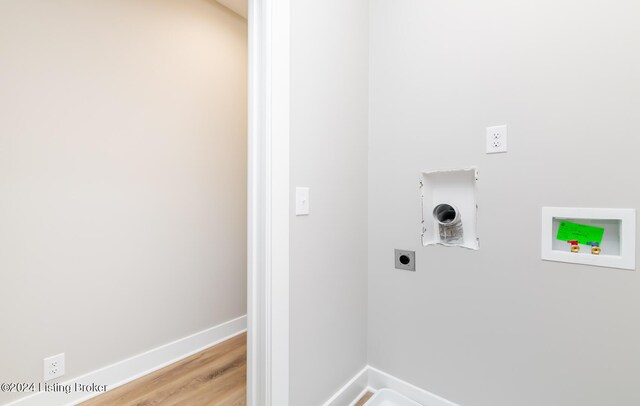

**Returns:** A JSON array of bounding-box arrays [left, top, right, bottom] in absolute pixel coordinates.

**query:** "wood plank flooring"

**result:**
[[354, 391, 374, 406], [81, 333, 246, 406]]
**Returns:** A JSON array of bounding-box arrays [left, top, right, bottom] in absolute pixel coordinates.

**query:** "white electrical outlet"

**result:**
[[486, 125, 508, 154], [43, 353, 65, 381]]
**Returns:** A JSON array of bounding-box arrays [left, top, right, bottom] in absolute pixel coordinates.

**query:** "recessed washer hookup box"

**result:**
[[541, 207, 636, 270]]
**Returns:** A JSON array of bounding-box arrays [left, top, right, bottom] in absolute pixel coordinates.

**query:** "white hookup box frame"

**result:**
[[541, 207, 636, 270], [420, 167, 479, 250]]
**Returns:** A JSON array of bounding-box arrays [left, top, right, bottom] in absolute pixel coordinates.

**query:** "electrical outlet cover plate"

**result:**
[[486, 125, 508, 153], [43, 353, 65, 381]]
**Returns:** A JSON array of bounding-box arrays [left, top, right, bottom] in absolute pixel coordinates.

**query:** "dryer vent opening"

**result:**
[[433, 204, 459, 225], [420, 167, 479, 250]]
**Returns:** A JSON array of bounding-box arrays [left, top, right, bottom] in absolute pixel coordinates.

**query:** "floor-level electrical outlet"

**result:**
[[43, 353, 65, 381], [486, 124, 508, 154]]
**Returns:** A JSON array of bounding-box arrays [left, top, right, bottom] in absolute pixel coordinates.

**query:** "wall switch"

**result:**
[[295, 187, 310, 216], [486, 125, 508, 154], [43, 353, 65, 381]]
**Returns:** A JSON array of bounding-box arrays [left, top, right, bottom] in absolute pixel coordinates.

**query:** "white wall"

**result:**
[[0, 1, 247, 403], [368, 1, 640, 405], [289, 0, 370, 404]]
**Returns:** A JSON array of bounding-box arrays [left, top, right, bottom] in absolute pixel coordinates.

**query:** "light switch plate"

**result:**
[[295, 187, 310, 215], [486, 125, 508, 154]]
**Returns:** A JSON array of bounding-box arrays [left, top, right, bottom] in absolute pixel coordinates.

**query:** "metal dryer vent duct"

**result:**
[[433, 203, 463, 244]]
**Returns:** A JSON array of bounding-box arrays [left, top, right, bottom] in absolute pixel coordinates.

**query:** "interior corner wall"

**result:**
[[0, 1, 247, 404], [289, 0, 370, 404], [368, 1, 640, 406]]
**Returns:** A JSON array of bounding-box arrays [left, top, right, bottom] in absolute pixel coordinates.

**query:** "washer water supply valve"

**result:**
[[567, 240, 580, 253], [587, 242, 601, 255]]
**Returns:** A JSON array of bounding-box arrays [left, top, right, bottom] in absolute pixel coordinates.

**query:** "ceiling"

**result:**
[[216, 0, 247, 19]]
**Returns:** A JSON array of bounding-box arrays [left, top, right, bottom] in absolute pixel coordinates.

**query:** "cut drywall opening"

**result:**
[[420, 168, 479, 250]]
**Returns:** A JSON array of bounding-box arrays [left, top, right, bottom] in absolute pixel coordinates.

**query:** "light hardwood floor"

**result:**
[[354, 391, 374, 406], [81, 333, 246, 406]]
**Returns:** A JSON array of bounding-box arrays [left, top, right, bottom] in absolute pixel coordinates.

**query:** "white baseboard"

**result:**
[[6, 315, 247, 406], [321, 366, 369, 406], [367, 367, 459, 406], [323, 365, 460, 406]]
